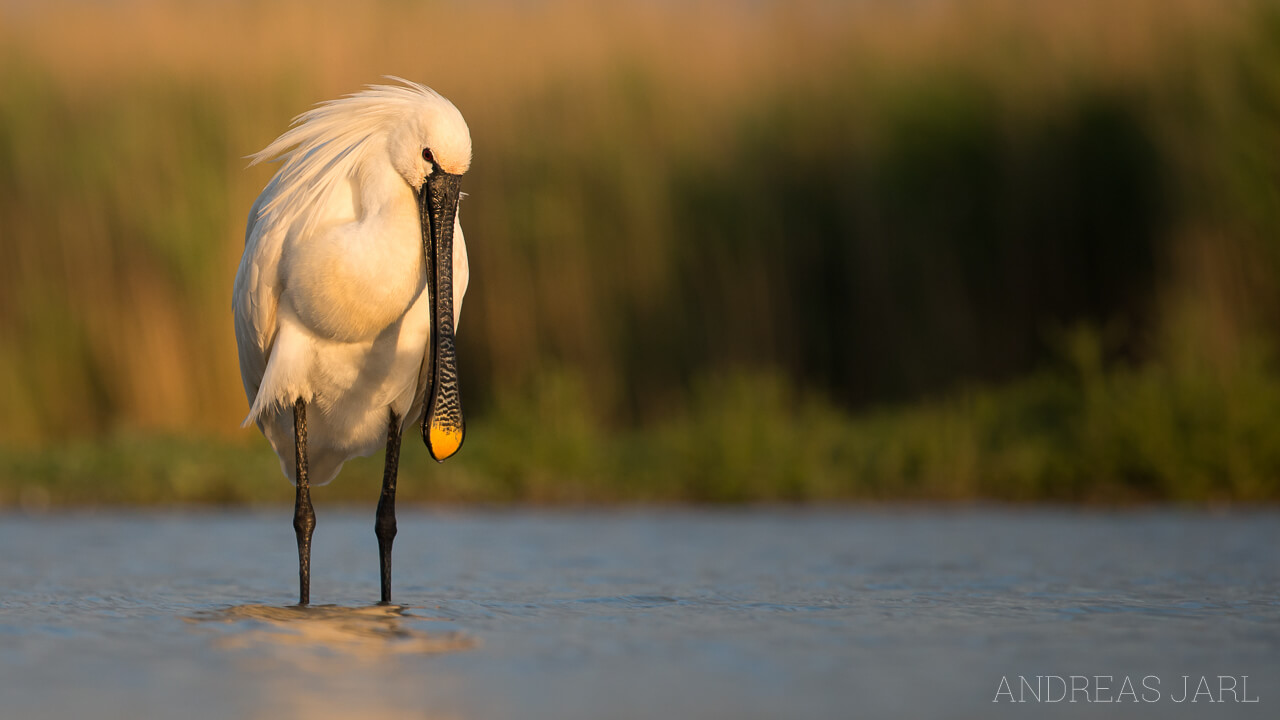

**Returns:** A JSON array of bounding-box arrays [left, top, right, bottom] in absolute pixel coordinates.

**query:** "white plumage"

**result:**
[[233, 78, 471, 487]]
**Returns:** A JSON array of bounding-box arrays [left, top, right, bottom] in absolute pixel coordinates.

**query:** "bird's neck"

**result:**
[[353, 150, 417, 227], [283, 153, 424, 343]]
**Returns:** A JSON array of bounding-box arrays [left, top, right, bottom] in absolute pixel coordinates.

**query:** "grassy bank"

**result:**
[[4, 329, 1279, 507], [2, 0, 1280, 503]]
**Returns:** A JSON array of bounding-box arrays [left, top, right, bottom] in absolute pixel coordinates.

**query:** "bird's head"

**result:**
[[386, 93, 472, 191], [371, 81, 471, 463], [390, 86, 471, 463]]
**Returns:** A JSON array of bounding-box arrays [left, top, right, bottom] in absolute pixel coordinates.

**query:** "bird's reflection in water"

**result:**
[[185, 605, 476, 719], [187, 603, 475, 661]]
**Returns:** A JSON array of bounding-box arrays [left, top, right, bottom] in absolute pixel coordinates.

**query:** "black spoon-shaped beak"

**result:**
[[418, 169, 465, 461]]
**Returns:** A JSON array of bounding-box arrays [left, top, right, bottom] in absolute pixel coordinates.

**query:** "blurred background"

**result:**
[[2, 0, 1279, 505]]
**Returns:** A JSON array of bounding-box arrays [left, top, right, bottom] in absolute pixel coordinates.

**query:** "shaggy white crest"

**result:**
[[247, 76, 471, 238]]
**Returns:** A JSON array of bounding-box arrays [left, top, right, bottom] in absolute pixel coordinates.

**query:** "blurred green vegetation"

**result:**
[[2, 0, 1280, 505]]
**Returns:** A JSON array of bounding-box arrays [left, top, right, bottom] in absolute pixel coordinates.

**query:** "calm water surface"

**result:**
[[0, 508, 1276, 718]]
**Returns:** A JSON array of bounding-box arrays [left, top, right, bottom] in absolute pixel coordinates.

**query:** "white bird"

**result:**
[[232, 78, 472, 605]]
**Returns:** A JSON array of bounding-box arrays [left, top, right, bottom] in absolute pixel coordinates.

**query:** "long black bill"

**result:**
[[418, 170, 465, 461]]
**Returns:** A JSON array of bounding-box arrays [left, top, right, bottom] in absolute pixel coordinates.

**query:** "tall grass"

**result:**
[[1, 0, 1279, 503]]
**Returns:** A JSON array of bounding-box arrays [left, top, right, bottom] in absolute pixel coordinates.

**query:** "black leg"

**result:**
[[376, 409, 402, 604], [293, 398, 316, 606]]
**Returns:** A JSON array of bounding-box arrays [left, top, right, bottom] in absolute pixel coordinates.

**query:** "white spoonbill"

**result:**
[[233, 78, 471, 605]]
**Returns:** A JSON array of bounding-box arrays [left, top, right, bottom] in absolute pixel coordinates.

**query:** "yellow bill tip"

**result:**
[[428, 423, 464, 462]]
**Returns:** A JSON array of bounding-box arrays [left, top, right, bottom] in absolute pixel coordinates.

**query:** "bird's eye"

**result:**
[[422, 148, 434, 164]]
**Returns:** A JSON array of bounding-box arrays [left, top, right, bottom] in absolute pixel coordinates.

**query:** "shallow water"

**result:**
[[0, 508, 1276, 718]]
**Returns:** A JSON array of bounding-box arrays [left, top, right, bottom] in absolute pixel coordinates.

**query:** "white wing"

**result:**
[[232, 178, 286, 425]]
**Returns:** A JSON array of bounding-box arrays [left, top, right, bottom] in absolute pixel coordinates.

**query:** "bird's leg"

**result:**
[[376, 409, 402, 604], [293, 398, 316, 606]]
